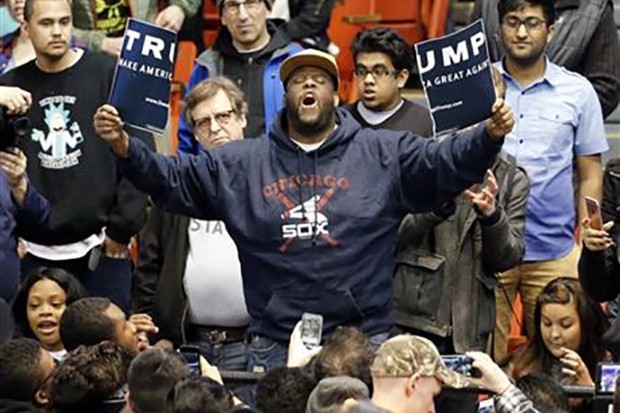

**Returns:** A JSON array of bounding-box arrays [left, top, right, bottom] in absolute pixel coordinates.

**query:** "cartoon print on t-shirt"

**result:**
[[31, 97, 84, 170], [95, 0, 131, 37]]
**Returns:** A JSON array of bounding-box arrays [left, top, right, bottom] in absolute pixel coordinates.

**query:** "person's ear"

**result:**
[[34, 388, 50, 407], [127, 392, 136, 412], [397, 69, 410, 89], [333, 91, 340, 108], [547, 24, 555, 43], [405, 373, 420, 397]]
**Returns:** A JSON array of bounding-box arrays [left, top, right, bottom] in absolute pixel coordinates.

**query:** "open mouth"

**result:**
[[301, 93, 318, 109], [37, 320, 58, 335]]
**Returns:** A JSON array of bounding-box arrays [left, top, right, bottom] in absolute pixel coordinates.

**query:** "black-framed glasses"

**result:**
[[221, 0, 263, 16], [194, 110, 236, 131], [354, 65, 400, 79], [501, 16, 546, 32]]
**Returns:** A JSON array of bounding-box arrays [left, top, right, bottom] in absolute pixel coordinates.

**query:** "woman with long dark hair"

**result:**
[[12, 267, 85, 361], [506, 277, 609, 386]]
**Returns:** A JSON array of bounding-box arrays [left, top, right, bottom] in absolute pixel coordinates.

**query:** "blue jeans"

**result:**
[[189, 339, 248, 371], [21, 252, 132, 314], [246, 331, 391, 373]]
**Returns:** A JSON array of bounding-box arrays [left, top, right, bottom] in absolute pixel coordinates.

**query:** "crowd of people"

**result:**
[[0, 0, 619, 412]]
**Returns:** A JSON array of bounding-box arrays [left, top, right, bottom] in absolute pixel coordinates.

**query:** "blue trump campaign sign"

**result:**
[[109, 19, 177, 134], [415, 20, 495, 136]]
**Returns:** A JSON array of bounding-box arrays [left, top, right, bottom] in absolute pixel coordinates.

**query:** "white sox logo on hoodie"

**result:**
[[277, 189, 340, 253]]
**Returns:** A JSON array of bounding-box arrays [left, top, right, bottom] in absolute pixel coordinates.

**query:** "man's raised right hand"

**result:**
[[485, 98, 514, 141], [94, 104, 130, 157], [0, 86, 32, 114]]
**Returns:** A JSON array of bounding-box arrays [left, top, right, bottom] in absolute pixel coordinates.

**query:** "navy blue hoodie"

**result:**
[[121, 109, 502, 340]]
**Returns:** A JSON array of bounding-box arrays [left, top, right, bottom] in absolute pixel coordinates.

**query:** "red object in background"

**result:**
[[327, 0, 450, 103], [197, 0, 451, 103]]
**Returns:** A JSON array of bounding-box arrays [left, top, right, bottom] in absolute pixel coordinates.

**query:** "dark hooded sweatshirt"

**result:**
[[0, 400, 43, 413], [119, 109, 502, 341]]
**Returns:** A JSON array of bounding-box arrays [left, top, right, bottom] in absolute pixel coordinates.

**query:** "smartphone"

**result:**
[[300, 312, 323, 349], [441, 354, 478, 377], [179, 345, 202, 377], [596, 363, 620, 393], [585, 196, 603, 230]]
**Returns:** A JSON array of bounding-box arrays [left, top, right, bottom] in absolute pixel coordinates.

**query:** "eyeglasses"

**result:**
[[502, 16, 547, 32], [194, 110, 236, 132], [354, 65, 400, 79], [221, 0, 263, 16]]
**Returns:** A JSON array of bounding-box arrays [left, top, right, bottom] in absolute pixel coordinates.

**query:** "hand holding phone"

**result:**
[[584, 196, 603, 230], [179, 345, 202, 377], [442, 354, 481, 378], [300, 312, 323, 349]]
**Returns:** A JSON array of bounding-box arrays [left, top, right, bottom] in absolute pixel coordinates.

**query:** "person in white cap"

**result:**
[[93, 48, 515, 372]]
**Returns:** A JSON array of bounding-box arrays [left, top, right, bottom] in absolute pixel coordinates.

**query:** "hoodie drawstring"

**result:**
[[312, 151, 319, 246], [296, 148, 307, 222]]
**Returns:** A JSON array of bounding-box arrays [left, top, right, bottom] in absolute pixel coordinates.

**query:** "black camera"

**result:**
[[0, 107, 30, 149]]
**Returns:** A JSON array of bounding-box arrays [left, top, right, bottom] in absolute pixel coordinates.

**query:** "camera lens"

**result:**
[[11, 117, 30, 137]]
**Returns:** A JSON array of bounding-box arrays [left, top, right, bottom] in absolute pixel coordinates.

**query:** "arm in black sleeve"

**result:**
[[579, 246, 620, 302], [117, 137, 221, 220], [107, 134, 156, 244], [579, 2, 620, 118], [132, 204, 163, 316], [398, 123, 503, 213], [580, 158, 620, 301]]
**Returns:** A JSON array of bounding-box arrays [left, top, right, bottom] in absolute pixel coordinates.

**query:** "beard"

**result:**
[[286, 92, 336, 136]]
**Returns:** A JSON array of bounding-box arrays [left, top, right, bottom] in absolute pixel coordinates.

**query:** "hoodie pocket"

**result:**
[[262, 288, 365, 331], [394, 249, 445, 319]]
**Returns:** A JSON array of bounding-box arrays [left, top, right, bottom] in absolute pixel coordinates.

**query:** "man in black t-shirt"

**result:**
[[343, 28, 433, 138], [0, 0, 151, 313]]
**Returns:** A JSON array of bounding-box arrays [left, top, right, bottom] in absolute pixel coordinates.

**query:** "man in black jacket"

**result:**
[[0, 0, 152, 313]]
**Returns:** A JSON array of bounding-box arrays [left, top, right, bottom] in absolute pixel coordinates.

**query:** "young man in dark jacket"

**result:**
[[0, 0, 152, 313], [177, 0, 303, 153], [94, 49, 515, 372]]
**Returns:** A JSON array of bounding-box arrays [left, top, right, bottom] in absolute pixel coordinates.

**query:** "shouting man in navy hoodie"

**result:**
[[94, 49, 515, 372]]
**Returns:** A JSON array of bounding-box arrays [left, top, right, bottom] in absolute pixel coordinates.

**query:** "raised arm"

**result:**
[[398, 99, 514, 213], [479, 165, 528, 272], [94, 104, 220, 220]]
